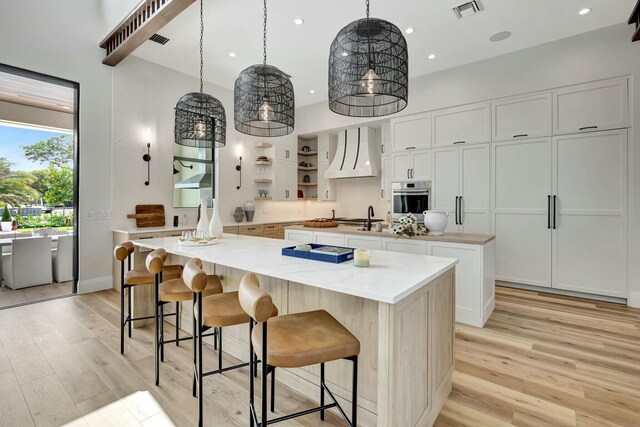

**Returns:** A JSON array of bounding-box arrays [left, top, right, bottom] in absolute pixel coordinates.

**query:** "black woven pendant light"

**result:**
[[328, 0, 408, 117], [234, 0, 294, 137], [175, 0, 226, 148]]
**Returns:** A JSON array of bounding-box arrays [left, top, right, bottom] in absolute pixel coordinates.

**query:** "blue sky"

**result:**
[[0, 124, 71, 172]]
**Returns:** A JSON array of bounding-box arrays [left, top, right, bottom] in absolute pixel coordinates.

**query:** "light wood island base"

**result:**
[[169, 257, 456, 427]]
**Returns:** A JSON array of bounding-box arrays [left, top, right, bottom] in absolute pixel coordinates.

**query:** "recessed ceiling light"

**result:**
[[578, 8, 591, 15], [489, 31, 512, 42], [428, 53, 436, 60], [341, 52, 349, 57], [228, 52, 236, 57], [294, 17, 305, 25], [309, 89, 315, 94], [405, 27, 415, 34]]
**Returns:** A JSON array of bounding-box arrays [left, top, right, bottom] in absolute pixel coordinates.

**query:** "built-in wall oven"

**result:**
[[391, 181, 431, 223]]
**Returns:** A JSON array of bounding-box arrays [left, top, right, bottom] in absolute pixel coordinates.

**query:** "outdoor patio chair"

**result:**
[[2, 236, 53, 289], [52, 235, 73, 283]]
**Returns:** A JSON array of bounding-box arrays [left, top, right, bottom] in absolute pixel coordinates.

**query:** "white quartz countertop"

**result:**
[[132, 234, 457, 304], [112, 225, 195, 234]]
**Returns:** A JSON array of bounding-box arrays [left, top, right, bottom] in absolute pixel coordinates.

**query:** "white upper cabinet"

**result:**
[[391, 150, 431, 182], [273, 135, 298, 163], [317, 134, 335, 166], [380, 123, 390, 156], [271, 161, 297, 200], [390, 112, 431, 152], [380, 156, 392, 200], [432, 102, 491, 147], [553, 77, 629, 135], [392, 152, 411, 181], [492, 93, 552, 141]]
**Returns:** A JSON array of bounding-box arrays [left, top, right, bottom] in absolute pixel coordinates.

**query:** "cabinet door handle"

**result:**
[[453, 141, 466, 145], [381, 144, 385, 154], [411, 168, 415, 178], [513, 134, 528, 138], [405, 146, 416, 150], [553, 195, 557, 229], [547, 195, 551, 229], [326, 152, 329, 159], [454, 196, 459, 225], [458, 196, 463, 225], [579, 126, 598, 131], [326, 190, 329, 199], [407, 169, 410, 179], [381, 189, 384, 198]]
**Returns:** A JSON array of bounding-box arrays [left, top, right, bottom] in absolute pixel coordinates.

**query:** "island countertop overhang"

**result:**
[[131, 234, 457, 304]]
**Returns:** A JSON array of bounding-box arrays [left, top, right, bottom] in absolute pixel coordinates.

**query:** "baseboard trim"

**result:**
[[628, 291, 640, 308], [78, 275, 112, 294], [498, 281, 627, 305]]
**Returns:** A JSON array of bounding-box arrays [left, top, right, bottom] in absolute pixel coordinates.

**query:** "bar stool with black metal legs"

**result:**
[[113, 242, 182, 355], [145, 250, 222, 386], [182, 258, 278, 427], [238, 272, 360, 427]]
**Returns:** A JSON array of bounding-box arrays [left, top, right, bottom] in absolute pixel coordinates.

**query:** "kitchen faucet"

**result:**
[[366, 205, 375, 231]]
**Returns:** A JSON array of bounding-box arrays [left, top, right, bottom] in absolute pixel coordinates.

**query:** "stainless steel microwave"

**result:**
[[391, 181, 431, 223]]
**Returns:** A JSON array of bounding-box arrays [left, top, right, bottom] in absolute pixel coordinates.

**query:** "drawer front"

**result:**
[[264, 224, 279, 232], [239, 225, 264, 236], [223, 226, 239, 234], [130, 232, 163, 240], [162, 230, 192, 237]]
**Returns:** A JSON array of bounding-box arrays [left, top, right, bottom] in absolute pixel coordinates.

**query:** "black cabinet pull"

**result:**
[[381, 189, 384, 198], [513, 134, 529, 138], [381, 145, 385, 154], [411, 168, 414, 178], [326, 190, 329, 199], [579, 126, 598, 131], [553, 195, 557, 229], [326, 151, 329, 159], [453, 141, 466, 145], [457, 196, 463, 225], [405, 146, 416, 150], [407, 169, 410, 179], [547, 195, 551, 229], [454, 196, 459, 225]]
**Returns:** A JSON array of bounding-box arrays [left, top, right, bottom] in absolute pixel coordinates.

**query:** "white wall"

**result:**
[[297, 23, 640, 305], [0, 0, 114, 292], [112, 55, 312, 228]]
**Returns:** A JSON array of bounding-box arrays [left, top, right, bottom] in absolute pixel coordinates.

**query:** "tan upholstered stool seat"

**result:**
[[251, 310, 360, 369], [124, 265, 182, 285], [160, 275, 222, 302], [196, 291, 278, 328]]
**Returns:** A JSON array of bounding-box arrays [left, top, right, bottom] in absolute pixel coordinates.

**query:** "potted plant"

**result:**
[[1, 205, 12, 231]]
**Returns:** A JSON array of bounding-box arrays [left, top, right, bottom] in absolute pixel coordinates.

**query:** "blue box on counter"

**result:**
[[282, 244, 354, 264]]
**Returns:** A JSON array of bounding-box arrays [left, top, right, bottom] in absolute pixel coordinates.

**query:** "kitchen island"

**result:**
[[285, 225, 495, 327], [132, 234, 457, 427]]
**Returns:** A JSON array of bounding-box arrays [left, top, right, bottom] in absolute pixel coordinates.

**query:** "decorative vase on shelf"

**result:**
[[244, 200, 255, 222], [196, 197, 209, 234], [234, 207, 244, 223], [209, 199, 224, 238]]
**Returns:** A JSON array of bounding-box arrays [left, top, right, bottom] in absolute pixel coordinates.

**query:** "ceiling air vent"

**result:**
[[452, 1, 482, 19], [149, 33, 170, 45]]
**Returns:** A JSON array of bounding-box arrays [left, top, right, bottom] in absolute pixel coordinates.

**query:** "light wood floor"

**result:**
[[0, 281, 73, 309], [0, 286, 639, 426]]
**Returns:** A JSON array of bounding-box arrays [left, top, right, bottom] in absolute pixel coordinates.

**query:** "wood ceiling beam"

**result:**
[[99, 0, 195, 67]]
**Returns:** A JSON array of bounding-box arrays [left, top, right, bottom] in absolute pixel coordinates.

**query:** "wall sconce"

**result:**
[[173, 160, 193, 175], [235, 156, 242, 189], [143, 143, 151, 185]]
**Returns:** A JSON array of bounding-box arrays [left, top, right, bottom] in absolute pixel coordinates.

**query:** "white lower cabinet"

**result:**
[[284, 228, 495, 327], [313, 232, 345, 246], [428, 240, 495, 327], [381, 237, 427, 255], [345, 235, 382, 250], [284, 229, 313, 243]]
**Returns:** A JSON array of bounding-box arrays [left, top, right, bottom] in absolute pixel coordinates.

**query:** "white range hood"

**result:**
[[324, 127, 380, 179]]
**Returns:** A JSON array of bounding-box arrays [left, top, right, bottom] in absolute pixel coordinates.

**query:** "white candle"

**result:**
[[354, 248, 370, 267]]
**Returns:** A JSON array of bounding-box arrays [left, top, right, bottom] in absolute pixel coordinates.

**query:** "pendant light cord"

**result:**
[[366, 0, 372, 69], [199, 0, 204, 93], [263, 0, 268, 66]]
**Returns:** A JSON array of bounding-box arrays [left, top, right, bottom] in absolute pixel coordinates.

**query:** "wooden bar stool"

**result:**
[[146, 251, 222, 386], [113, 242, 181, 355], [238, 272, 360, 427], [182, 258, 277, 427]]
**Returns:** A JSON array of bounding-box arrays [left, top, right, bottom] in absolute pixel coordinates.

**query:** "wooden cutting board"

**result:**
[[127, 204, 165, 228]]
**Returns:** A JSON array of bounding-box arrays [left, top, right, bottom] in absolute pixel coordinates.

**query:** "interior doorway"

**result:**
[[0, 63, 79, 309]]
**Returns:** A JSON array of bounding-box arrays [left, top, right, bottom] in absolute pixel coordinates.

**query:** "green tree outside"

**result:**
[[22, 134, 73, 167], [43, 164, 73, 215], [0, 157, 39, 206]]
